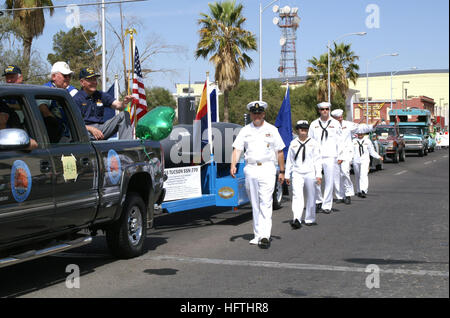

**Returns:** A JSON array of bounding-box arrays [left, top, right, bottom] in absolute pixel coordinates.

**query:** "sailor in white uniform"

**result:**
[[352, 133, 383, 198], [330, 109, 376, 205], [308, 102, 343, 214], [231, 101, 285, 249], [285, 120, 322, 228]]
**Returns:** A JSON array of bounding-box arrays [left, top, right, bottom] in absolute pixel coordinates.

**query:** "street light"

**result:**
[[366, 53, 399, 124], [391, 67, 416, 110], [259, 0, 278, 101], [402, 81, 410, 109], [327, 32, 366, 103]]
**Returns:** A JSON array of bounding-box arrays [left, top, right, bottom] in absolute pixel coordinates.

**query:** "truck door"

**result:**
[[0, 95, 55, 244], [33, 95, 98, 230]]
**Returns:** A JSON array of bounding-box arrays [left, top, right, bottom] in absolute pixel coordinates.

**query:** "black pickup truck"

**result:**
[[0, 84, 165, 268]]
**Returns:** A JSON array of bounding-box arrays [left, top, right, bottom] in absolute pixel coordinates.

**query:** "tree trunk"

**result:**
[[22, 36, 33, 79], [223, 90, 229, 123]]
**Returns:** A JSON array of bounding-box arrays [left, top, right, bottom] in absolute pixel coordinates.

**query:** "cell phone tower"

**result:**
[[272, 5, 301, 79]]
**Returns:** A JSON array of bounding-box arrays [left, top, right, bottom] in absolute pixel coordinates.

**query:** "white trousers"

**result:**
[[244, 163, 276, 240], [315, 157, 336, 210], [353, 160, 370, 193], [291, 171, 317, 224], [334, 160, 355, 198]]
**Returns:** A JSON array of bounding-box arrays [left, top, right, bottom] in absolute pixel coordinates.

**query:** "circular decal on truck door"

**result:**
[[107, 149, 122, 185], [11, 160, 32, 202]]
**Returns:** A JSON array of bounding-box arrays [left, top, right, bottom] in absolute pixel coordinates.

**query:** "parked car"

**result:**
[[374, 125, 406, 163]]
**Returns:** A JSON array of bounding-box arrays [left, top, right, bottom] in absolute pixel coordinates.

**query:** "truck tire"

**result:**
[[424, 147, 428, 156], [272, 176, 283, 210], [418, 149, 424, 157], [399, 148, 406, 162], [106, 193, 147, 259]]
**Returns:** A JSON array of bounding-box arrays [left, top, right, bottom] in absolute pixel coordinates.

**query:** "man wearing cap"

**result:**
[[40, 62, 79, 141], [330, 108, 377, 204], [44, 61, 78, 97], [308, 102, 343, 214], [352, 132, 383, 198], [2, 65, 23, 84], [230, 101, 286, 249], [285, 120, 322, 228], [73, 67, 134, 140]]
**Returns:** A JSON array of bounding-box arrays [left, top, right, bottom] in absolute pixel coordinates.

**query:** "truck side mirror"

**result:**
[[0, 128, 31, 150]]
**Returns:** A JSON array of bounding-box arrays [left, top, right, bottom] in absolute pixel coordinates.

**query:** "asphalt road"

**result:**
[[0, 149, 448, 299]]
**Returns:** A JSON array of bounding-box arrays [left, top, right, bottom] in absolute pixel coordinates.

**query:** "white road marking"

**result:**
[[141, 255, 449, 278], [443, 155, 448, 158], [394, 170, 408, 175], [424, 161, 432, 165]]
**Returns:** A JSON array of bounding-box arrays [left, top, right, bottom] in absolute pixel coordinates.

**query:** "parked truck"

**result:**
[[0, 84, 165, 268]]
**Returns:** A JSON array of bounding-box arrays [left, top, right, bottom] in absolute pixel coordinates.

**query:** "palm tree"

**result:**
[[195, 0, 257, 122], [331, 42, 360, 93], [5, 0, 54, 72], [306, 42, 360, 102]]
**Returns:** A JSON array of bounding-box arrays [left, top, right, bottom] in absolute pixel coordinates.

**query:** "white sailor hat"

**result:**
[[247, 101, 267, 113], [295, 120, 309, 130], [331, 109, 343, 117], [317, 102, 331, 109]]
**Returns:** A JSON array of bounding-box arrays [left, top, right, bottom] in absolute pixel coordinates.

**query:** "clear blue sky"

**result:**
[[31, 0, 449, 92]]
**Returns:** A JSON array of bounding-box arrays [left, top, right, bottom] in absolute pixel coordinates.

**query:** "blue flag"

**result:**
[[275, 85, 293, 159]]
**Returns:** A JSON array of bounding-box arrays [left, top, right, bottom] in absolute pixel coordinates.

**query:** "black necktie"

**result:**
[[357, 140, 364, 156], [319, 120, 331, 142], [295, 139, 310, 162]]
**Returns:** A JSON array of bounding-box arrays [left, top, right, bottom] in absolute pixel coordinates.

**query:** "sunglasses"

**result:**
[[320, 108, 330, 111]]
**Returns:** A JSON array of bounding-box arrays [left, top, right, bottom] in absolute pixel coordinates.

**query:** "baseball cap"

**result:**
[[2, 65, 22, 76], [79, 67, 100, 80], [51, 61, 73, 75]]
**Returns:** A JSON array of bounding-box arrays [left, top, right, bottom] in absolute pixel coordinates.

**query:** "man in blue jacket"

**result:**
[[73, 68, 134, 140]]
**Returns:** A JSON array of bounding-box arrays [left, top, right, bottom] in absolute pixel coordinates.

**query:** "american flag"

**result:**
[[131, 46, 147, 127]]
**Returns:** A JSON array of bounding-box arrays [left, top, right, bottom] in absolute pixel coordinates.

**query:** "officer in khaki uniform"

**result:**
[[230, 101, 285, 249]]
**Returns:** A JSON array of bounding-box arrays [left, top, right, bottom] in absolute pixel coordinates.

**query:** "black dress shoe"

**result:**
[[305, 222, 318, 226], [344, 196, 351, 205], [258, 238, 270, 249], [335, 199, 345, 204], [361, 191, 367, 198], [291, 219, 301, 229], [322, 209, 331, 214], [356, 192, 362, 197], [316, 203, 322, 211]]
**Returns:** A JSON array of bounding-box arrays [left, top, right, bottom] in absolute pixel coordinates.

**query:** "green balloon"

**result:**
[[136, 106, 175, 141]]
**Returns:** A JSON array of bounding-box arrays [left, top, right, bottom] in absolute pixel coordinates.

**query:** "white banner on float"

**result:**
[[163, 166, 202, 201]]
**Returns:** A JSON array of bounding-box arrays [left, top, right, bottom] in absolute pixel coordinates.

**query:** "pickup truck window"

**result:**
[[35, 96, 79, 144], [0, 96, 34, 137]]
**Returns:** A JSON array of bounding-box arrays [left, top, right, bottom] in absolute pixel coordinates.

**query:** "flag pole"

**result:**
[[125, 28, 137, 138], [206, 72, 213, 157]]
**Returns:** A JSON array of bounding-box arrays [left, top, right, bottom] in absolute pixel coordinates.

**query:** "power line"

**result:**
[[1, 0, 149, 12]]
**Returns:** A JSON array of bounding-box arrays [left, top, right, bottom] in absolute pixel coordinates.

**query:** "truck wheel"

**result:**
[[399, 148, 406, 162], [106, 193, 147, 259], [418, 149, 424, 157], [424, 147, 428, 156], [272, 176, 283, 210]]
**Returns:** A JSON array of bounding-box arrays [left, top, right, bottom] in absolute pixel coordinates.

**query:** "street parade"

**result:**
[[0, 0, 448, 302]]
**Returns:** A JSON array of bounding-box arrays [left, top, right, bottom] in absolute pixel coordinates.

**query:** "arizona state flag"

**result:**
[[193, 81, 209, 163]]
